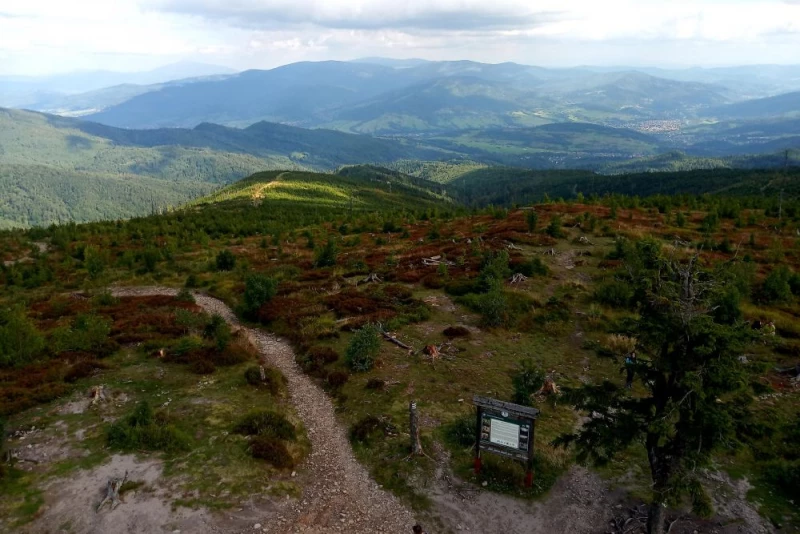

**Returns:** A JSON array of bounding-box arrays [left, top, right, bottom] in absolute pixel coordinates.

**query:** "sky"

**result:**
[[1, 0, 800, 76]]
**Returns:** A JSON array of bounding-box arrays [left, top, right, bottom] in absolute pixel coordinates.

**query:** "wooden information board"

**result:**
[[473, 396, 539, 487]]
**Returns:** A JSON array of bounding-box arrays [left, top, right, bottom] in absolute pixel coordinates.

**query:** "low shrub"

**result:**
[[215, 250, 236, 271], [242, 274, 278, 320], [444, 279, 478, 297], [297, 346, 340, 377], [107, 401, 190, 453], [0, 307, 46, 367], [244, 365, 286, 395], [233, 411, 296, 440], [422, 274, 445, 289], [210, 341, 252, 366], [64, 360, 108, 383], [459, 290, 534, 329], [174, 309, 207, 334], [605, 334, 637, 357], [365, 378, 385, 390], [761, 266, 793, 304], [249, 435, 294, 468], [190, 359, 216, 375], [443, 326, 470, 338], [443, 413, 476, 448], [345, 324, 381, 372], [512, 359, 545, 406], [204, 315, 231, 352], [51, 313, 116, 356], [175, 288, 195, 303], [513, 257, 550, 277], [308, 346, 339, 365], [764, 460, 800, 500], [594, 280, 634, 308], [327, 371, 350, 389], [350, 415, 389, 444], [165, 335, 204, 363], [93, 292, 118, 306]]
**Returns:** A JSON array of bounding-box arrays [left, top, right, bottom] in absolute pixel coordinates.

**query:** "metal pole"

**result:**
[[524, 418, 535, 488], [474, 407, 483, 474]]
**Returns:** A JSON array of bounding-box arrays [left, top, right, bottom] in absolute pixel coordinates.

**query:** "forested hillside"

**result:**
[[449, 166, 800, 206], [0, 108, 299, 226], [0, 165, 215, 229]]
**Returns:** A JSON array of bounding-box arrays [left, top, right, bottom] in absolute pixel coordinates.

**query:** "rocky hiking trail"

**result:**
[[110, 286, 416, 534]]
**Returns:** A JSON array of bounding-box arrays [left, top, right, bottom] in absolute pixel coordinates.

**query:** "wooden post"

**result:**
[[409, 401, 423, 456], [474, 406, 483, 474], [524, 420, 535, 488]]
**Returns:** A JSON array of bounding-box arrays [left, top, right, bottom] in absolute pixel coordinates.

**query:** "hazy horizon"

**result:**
[[2, 0, 800, 77], [5, 57, 800, 81]]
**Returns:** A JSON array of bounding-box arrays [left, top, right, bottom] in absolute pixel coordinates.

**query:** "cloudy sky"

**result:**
[[1, 0, 800, 76]]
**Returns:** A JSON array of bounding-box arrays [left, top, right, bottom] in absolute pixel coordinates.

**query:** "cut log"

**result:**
[[358, 273, 383, 285], [382, 332, 412, 351], [776, 364, 800, 377], [422, 256, 455, 267], [509, 273, 529, 284], [96, 471, 128, 512]]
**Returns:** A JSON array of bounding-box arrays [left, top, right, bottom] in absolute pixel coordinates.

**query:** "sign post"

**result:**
[[473, 396, 539, 488]]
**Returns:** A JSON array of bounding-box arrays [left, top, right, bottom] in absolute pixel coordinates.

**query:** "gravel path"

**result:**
[[110, 287, 417, 534]]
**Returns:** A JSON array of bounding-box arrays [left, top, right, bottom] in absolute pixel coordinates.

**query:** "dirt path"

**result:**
[[110, 286, 416, 534]]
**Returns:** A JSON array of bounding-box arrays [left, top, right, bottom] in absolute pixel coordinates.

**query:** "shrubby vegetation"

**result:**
[[0, 306, 45, 367], [345, 324, 382, 372], [512, 360, 546, 406], [107, 401, 190, 453]]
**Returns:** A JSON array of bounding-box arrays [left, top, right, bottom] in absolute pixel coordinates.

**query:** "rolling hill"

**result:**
[[425, 123, 664, 168], [322, 77, 552, 134], [710, 91, 800, 120], [561, 71, 729, 115], [192, 167, 452, 212]]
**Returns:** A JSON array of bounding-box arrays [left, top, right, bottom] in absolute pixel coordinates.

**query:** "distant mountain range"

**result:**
[[3, 59, 798, 142], [81, 61, 738, 131], [2, 58, 800, 227], [0, 62, 236, 110]]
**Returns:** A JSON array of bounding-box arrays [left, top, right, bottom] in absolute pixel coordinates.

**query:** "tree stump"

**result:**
[[96, 471, 128, 512]]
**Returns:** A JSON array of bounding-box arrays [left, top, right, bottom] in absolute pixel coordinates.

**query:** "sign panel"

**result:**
[[473, 396, 538, 462], [489, 418, 519, 449]]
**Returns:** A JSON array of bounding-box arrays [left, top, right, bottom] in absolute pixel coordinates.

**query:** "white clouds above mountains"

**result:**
[[1, 0, 800, 75]]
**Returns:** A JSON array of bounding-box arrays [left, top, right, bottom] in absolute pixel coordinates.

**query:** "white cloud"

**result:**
[[0, 0, 799, 75]]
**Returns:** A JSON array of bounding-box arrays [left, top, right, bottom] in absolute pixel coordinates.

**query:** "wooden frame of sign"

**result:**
[[473, 395, 539, 488]]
